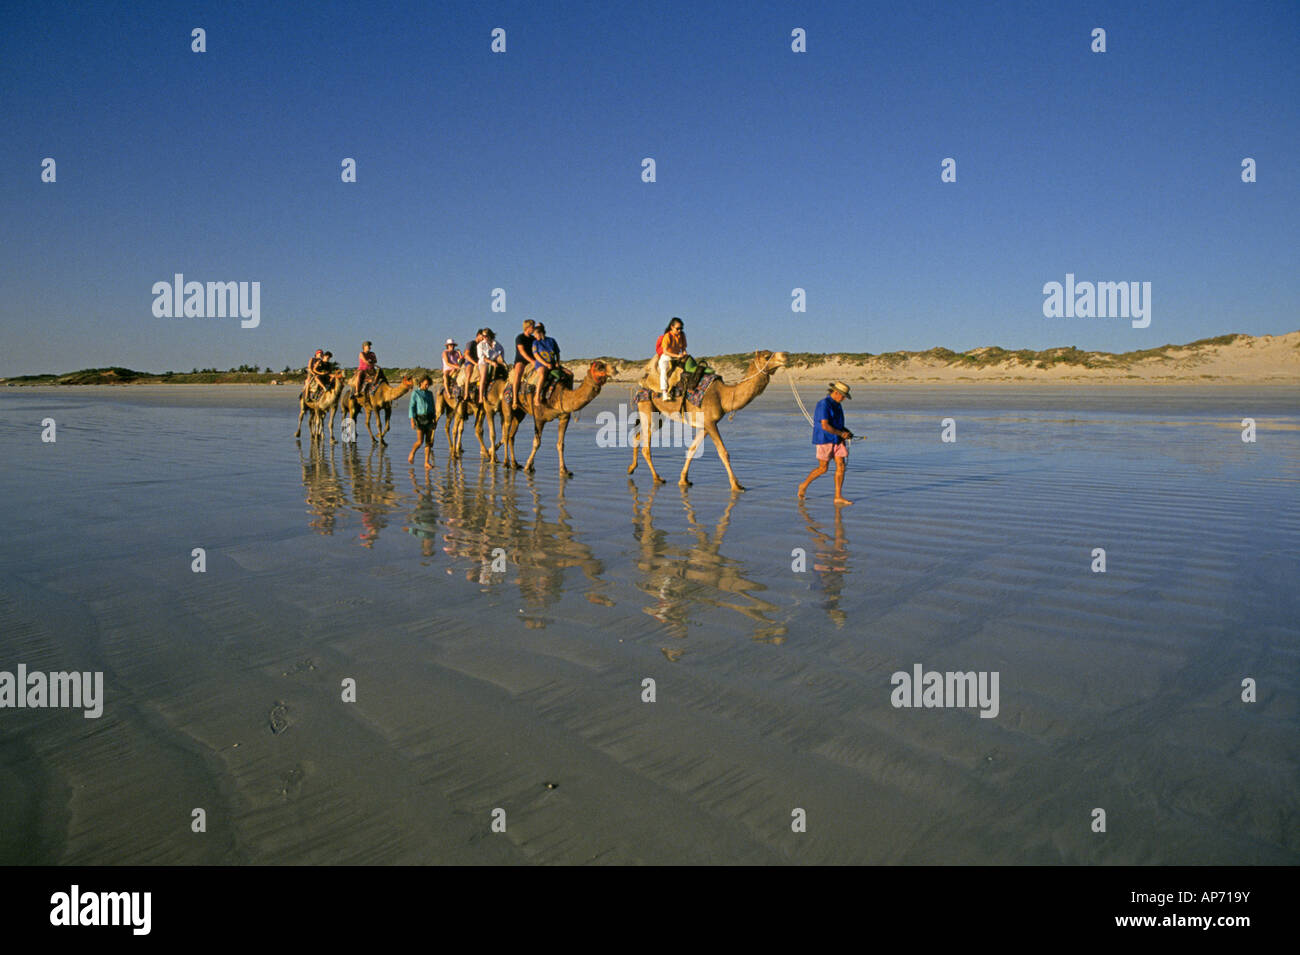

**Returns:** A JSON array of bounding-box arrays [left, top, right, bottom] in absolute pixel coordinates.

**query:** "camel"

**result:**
[[343, 376, 415, 445], [438, 384, 493, 460], [627, 350, 787, 491], [483, 361, 610, 475], [294, 369, 347, 442]]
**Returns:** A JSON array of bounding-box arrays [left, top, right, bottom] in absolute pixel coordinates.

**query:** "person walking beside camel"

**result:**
[[797, 381, 855, 506], [408, 375, 437, 468]]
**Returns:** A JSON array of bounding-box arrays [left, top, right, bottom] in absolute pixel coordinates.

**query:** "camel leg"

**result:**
[[378, 405, 391, 445], [555, 414, 572, 478], [484, 411, 493, 460], [294, 399, 308, 438], [524, 419, 545, 473], [328, 403, 338, 443], [628, 404, 643, 475], [474, 409, 490, 459], [679, 422, 708, 487], [642, 406, 667, 484], [452, 408, 466, 458], [505, 413, 521, 469], [705, 420, 744, 491]]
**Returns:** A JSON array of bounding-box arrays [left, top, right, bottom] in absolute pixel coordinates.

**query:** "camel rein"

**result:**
[[787, 370, 815, 427]]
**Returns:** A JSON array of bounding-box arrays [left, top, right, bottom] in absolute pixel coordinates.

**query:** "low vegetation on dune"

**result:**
[[684, 335, 1252, 375], [4, 333, 1280, 386]]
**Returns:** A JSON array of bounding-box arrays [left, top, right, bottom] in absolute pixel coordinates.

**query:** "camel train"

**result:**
[[295, 347, 788, 489]]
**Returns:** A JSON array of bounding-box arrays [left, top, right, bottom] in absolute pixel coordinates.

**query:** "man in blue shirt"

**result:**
[[527, 323, 561, 415], [797, 380, 855, 505]]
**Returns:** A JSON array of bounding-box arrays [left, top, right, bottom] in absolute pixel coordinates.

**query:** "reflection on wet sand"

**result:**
[[300, 442, 793, 642], [299, 439, 347, 535], [348, 446, 400, 548], [798, 501, 851, 628], [415, 464, 610, 625], [512, 479, 609, 625], [406, 468, 439, 558], [629, 483, 787, 645]]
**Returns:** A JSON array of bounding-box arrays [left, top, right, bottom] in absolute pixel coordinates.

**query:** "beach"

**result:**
[[1, 383, 1296, 864]]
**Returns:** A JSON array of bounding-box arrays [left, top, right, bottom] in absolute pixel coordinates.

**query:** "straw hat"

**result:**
[[829, 380, 852, 399]]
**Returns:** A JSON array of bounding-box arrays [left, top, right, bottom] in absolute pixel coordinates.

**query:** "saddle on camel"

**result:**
[[640, 318, 717, 407], [503, 364, 572, 409], [635, 354, 717, 408]]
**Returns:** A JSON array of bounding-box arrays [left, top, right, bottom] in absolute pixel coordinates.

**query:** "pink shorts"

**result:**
[[816, 442, 847, 462]]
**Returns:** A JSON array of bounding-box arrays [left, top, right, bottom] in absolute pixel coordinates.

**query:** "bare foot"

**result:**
[[796, 487, 807, 499], [834, 497, 853, 506]]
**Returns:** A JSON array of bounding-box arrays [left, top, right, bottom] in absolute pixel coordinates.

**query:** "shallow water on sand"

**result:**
[[0, 384, 1296, 864]]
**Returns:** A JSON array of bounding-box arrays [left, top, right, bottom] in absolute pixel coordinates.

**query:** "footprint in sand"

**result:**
[[268, 701, 291, 735], [278, 764, 305, 799], [280, 659, 317, 677]]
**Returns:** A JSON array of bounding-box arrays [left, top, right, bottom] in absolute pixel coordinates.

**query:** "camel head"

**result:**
[[753, 350, 788, 376], [587, 361, 610, 386]]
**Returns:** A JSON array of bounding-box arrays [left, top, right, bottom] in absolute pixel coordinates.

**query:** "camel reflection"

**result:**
[[346, 446, 400, 548], [301, 447, 788, 641], [429, 467, 608, 623], [298, 442, 403, 547], [299, 440, 348, 535], [629, 483, 786, 644]]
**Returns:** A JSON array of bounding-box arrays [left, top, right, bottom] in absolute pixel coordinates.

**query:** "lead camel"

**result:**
[[627, 350, 787, 491]]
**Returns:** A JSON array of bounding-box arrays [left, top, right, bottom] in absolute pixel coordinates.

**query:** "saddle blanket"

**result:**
[[634, 373, 719, 407]]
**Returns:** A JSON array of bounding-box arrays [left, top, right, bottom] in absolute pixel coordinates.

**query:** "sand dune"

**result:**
[[588, 330, 1300, 385]]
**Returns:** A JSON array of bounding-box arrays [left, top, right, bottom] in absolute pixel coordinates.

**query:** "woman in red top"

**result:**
[[656, 318, 687, 400], [357, 341, 380, 394]]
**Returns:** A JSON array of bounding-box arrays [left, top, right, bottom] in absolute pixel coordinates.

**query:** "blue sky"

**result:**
[[1, 0, 1296, 375]]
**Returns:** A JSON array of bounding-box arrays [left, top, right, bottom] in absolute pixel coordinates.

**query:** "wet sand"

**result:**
[[0, 384, 1296, 864]]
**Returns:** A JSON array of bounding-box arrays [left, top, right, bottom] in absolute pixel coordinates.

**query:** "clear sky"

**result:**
[[1, 0, 1296, 376]]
